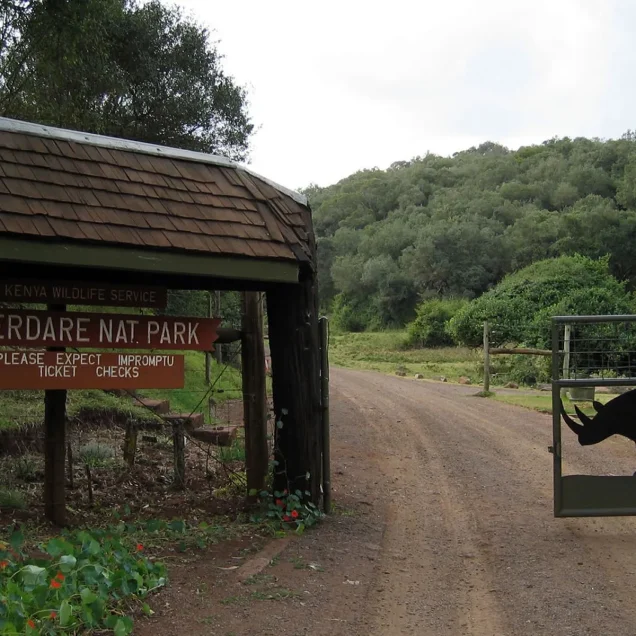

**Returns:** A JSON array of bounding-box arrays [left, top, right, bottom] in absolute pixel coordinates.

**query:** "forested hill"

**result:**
[[305, 136, 636, 331]]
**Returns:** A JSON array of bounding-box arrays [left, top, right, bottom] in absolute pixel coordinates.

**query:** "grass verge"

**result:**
[[490, 392, 613, 416], [329, 331, 482, 383]]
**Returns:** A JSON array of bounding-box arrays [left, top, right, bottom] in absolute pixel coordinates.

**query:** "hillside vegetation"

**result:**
[[307, 135, 636, 331]]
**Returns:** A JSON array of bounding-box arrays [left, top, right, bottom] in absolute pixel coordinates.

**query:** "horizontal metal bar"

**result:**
[[556, 508, 636, 517], [552, 315, 636, 324], [554, 378, 636, 387]]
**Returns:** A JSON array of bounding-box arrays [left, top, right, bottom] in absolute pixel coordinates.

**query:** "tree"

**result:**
[[0, 0, 253, 158], [307, 131, 636, 332]]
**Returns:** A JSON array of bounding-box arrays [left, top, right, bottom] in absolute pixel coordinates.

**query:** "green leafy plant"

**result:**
[[0, 487, 26, 510], [0, 526, 166, 635], [251, 489, 324, 535]]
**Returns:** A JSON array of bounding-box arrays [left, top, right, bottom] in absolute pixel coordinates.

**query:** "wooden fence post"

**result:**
[[483, 321, 490, 393], [173, 420, 186, 489], [561, 323, 571, 397]]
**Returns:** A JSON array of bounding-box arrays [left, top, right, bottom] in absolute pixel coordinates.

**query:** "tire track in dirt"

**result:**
[[334, 368, 636, 636]]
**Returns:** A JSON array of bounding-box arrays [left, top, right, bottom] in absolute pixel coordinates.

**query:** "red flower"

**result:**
[[136, 543, 144, 552], [55, 571, 65, 581], [50, 580, 61, 589], [49, 611, 57, 619], [27, 619, 35, 629], [0, 560, 8, 569], [275, 499, 284, 507], [283, 515, 291, 522], [291, 510, 299, 519]]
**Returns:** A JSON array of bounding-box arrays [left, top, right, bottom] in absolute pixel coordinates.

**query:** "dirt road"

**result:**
[[333, 368, 636, 636], [138, 368, 636, 636]]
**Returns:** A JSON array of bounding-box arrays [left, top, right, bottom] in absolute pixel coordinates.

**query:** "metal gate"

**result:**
[[552, 315, 636, 517]]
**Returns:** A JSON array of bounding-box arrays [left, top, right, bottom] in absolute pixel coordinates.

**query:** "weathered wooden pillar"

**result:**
[[241, 292, 268, 498], [44, 304, 67, 525], [266, 276, 322, 502]]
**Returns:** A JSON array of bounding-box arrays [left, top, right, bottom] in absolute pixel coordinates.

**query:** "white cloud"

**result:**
[[176, 0, 633, 189]]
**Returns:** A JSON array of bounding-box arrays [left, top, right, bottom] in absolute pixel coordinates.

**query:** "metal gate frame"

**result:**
[[552, 315, 636, 517]]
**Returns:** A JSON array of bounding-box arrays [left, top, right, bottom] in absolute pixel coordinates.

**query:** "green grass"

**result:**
[[329, 330, 482, 383], [491, 392, 614, 415], [145, 351, 242, 421], [0, 389, 158, 431]]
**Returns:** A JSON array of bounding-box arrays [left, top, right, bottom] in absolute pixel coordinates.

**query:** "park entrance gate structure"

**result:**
[[0, 117, 326, 524]]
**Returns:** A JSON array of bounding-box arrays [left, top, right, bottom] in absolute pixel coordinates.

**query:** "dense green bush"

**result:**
[[406, 298, 468, 348], [448, 255, 635, 347]]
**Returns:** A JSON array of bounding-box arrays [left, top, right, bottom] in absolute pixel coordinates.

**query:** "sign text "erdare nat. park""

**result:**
[[0, 280, 167, 308], [0, 310, 221, 351], [0, 351, 184, 390]]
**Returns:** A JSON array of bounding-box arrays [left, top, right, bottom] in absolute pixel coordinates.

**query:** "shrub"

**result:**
[[78, 443, 115, 467], [448, 255, 635, 348], [330, 293, 377, 332], [492, 355, 552, 386], [406, 297, 468, 348], [0, 488, 26, 510], [13, 455, 38, 482]]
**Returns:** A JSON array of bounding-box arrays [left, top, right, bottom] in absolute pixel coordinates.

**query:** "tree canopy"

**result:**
[[307, 137, 636, 330], [0, 0, 253, 159]]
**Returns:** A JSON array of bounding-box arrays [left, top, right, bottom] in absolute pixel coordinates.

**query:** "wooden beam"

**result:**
[[241, 292, 268, 498], [43, 303, 67, 526], [490, 347, 551, 356], [0, 236, 300, 285], [266, 275, 322, 502]]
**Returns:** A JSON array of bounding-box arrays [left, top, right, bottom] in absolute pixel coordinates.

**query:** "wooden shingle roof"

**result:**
[[0, 118, 314, 267]]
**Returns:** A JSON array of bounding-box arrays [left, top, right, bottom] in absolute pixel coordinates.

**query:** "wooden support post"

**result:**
[[266, 277, 322, 502], [320, 317, 331, 514], [215, 291, 222, 364], [44, 303, 67, 526], [205, 291, 212, 385], [241, 291, 268, 499], [483, 321, 490, 393]]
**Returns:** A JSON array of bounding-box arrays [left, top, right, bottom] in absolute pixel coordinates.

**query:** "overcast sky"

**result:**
[[177, 0, 634, 191]]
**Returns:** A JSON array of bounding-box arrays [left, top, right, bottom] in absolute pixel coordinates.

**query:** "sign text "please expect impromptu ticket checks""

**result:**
[[0, 351, 184, 390]]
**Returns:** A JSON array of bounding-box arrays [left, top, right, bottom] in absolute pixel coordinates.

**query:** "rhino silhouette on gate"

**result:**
[[561, 389, 636, 446]]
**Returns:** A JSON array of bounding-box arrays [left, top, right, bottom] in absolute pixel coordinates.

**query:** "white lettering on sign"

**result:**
[[0, 311, 218, 350], [0, 351, 45, 365], [0, 281, 166, 308]]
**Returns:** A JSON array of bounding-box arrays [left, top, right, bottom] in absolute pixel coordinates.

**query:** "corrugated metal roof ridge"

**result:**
[[0, 117, 308, 207]]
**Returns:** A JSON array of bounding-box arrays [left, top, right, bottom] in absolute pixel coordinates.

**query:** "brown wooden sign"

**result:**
[[0, 280, 167, 309], [0, 351, 184, 390], [0, 310, 221, 351]]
